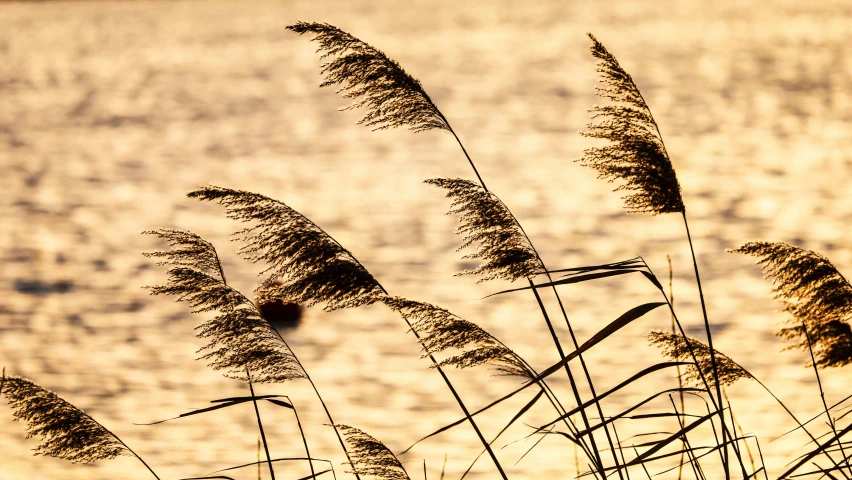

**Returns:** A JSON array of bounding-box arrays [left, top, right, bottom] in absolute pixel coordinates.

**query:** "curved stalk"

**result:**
[[681, 212, 730, 477], [286, 397, 317, 480], [440, 113, 616, 479], [247, 372, 276, 480], [266, 326, 362, 480]]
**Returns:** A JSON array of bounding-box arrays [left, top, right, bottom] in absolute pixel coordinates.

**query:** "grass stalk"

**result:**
[[247, 372, 276, 480], [110, 434, 161, 479], [803, 322, 852, 477], [529, 281, 607, 477], [641, 258, 736, 471], [287, 397, 317, 480], [681, 212, 730, 477], [440, 111, 618, 478], [668, 255, 687, 480], [724, 390, 756, 474], [267, 325, 361, 480], [401, 312, 509, 479], [669, 395, 705, 480]]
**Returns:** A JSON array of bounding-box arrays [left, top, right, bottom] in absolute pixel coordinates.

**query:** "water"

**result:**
[[2, 1, 852, 478]]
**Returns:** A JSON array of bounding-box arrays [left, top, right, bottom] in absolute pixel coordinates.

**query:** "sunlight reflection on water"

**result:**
[[2, 1, 852, 478]]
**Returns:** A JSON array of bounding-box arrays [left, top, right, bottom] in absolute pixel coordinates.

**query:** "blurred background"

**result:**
[[2, 0, 852, 478]]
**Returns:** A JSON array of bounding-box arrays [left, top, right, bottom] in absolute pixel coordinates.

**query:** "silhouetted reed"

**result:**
[[578, 32, 740, 476], [144, 228, 306, 383], [382, 296, 532, 379], [7, 22, 852, 480], [647, 332, 753, 388], [731, 241, 852, 368], [579, 34, 684, 216], [424, 178, 541, 283], [1, 374, 160, 478], [190, 183, 511, 479], [336, 424, 411, 480], [187, 186, 385, 311]]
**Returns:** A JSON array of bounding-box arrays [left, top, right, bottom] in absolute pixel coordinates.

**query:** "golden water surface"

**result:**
[[2, 1, 852, 478]]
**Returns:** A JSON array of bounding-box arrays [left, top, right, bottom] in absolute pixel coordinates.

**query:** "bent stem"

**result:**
[[681, 212, 730, 477], [529, 280, 607, 478], [248, 371, 276, 480], [442, 112, 616, 479], [749, 375, 849, 477], [803, 323, 852, 478], [668, 255, 687, 480], [113, 437, 161, 480], [641, 258, 739, 471], [265, 326, 362, 480], [287, 397, 317, 480], [395, 301, 509, 479]]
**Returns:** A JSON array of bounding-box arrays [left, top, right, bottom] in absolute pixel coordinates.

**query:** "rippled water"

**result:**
[[2, 1, 852, 478]]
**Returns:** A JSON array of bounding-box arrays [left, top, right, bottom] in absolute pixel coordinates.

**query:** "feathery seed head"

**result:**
[[188, 185, 385, 311], [647, 331, 752, 387], [578, 34, 684, 215], [335, 424, 411, 480], [1, 376, 126, 463], [383, 296, 532, 379], [426, 178, 540, 283], [730, 241, 852, 367], [287, 21, 448, 133], [142, 229, 225, 280], [144, 229, 306, 382]]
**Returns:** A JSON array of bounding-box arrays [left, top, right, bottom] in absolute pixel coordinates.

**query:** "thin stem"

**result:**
[[724, 391, 756, 475], [723, 392, 750, 479], [248, 372, 276, 480], [803, 322, 852, 478], [750, 375, 849, 478], [681, 212, 729, 478], [374, 282, 507, 479], [669, 395, 704, 480], [632, 444, 652, 480], [641, 258, 734, 470], [266, 322, 362, 480], [441, 118, 488, 192], [668, 255, 686, 480], [54, 387, 160, 480], [287, 397, 317, 479], [293, 357, 360, 480], [404, 314, 509, 479], [113, 437, 161, 480], [611, 422, 632, 480], [529, 281, 606, 479]]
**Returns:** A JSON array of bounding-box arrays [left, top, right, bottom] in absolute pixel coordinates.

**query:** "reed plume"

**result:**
[[647, 331, 752, 387], [383, 296, 531, 379], [188, 185, 385, 311], [578, 34, 684, 215], [289, 21, 489, 188], [335, 424, 411, 480], [425, 178, 540, 282], [1, 376, 126, 464], [145, 228, 306, 383], [580, 34, 733, 472], [731, 241, 852, 368], [190, 186, 511, 477], [286, 21, 448, 133]]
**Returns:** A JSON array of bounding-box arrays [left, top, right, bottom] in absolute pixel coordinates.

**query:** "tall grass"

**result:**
[[3, 24, 852, 480]]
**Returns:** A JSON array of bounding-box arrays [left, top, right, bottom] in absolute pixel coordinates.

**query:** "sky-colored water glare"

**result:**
[[2, 0, 852, 478]]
